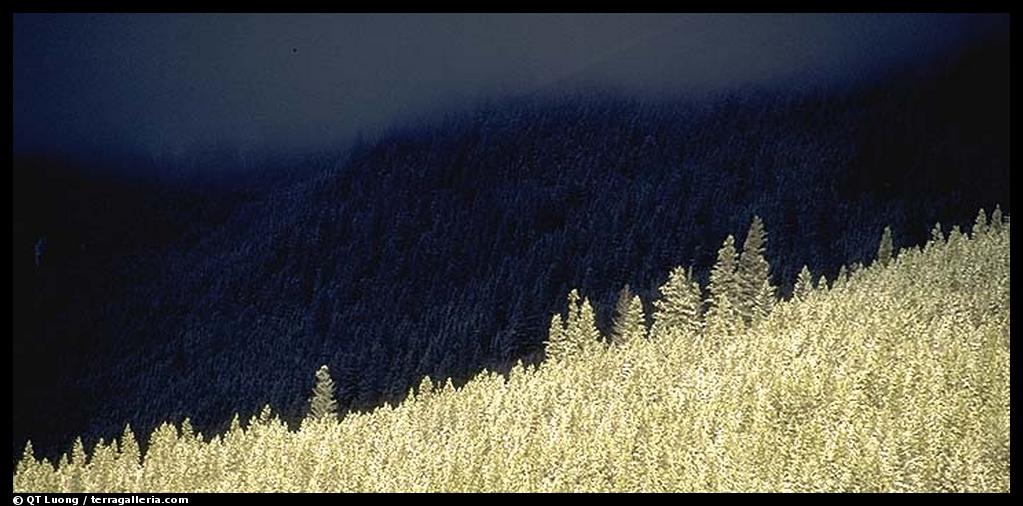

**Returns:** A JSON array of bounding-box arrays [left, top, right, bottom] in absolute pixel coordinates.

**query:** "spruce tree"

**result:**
[[545, 312, 570, 362], [930, 223, 945, 246], [833, 265, 848, 290], [948, 225, 964, 251], [610, 284, 646, 346], [991, 205, 1003, 232], [706, 288, 737, 343], [973, 208, 988, 238], [308, 364, 338, 421], [793, 265, 813, 300], [736, 216, 775, 326], [848, 262, 862, 279], [878, 226, 893, 267], [707, 234, 739, 330], [570, 295, 602, 353], [417, 375, 436, 401], [17, 440, 34, 476], [118, 424, 140, 468], [651, 266, 703, 341]]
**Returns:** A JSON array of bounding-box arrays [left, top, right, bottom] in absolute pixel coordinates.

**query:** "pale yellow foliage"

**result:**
[[14, 222, 1010, 492]]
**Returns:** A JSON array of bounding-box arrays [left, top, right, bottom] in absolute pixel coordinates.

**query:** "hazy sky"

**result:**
[[13, 13, 1006, 157]]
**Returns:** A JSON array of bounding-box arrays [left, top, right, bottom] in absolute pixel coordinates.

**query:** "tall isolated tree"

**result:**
[[610, 284, 646, 346], [735, 215, 775, 326], [650, 266, 703, 341], [707, 234, 740, 332], [878, 226, 894, 267], [308, 364, 338, 421]]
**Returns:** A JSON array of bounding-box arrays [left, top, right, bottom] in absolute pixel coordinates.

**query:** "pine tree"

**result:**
[[707, 234, 740, 331], [833, 265, 848, 290], [736, 216, 775, 326], [569, 295, 602, 353], [545, 313, 570, 362], [948, 225, 964, 252], [878, 226, 893, 267], [991, 205, 1003, 232], [610, 284, 646, 346], [706, 289, 737, 343], [308, 364, 338, 421], [793, 265, 813, 300], [973, 208, 988, 238], [417, 375, 436, 401], [546, 289, 602, 362], [16, 440, 34, 476], [119, 425, 140, 467], [848, 262, 862, 280], [68, 436, 87, 492], [930, 223, 945, 247], [650, 266, 703, 341]]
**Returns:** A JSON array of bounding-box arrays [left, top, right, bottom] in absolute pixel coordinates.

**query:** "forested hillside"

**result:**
[[14, 213, 1010, 492], [12, 36, 1009, 463]]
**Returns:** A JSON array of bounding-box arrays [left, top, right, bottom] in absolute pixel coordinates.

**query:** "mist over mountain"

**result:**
[[12, 31, 1008, 464]]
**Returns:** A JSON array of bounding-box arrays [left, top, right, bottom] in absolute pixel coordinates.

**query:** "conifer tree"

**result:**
[[651, 266, 703, 340], [117, 424, 141, 490], [848, 262, 862, 279], [611, 284, 646, 346], [119, 425, 139, 466], [948, 225, 964, 251], [68, 436, 87, 492], [547, 289, 602, 362], [833, 265, 848, 290], [878, 226, 893, 267], [417, 375, 436, 401], [308, 365, 338, 421], [930, 223, 945, 246], [991, 205, 1003, 232], [570, 295, 602, 353], [793, 265, 813, 300], [736, 216, 775, 326], [17, 440, 34, 476], [545, 313, 570, 362], [706, 288, 737, 343], [973, 208, 988, 238], [707, 234, 740, 330]]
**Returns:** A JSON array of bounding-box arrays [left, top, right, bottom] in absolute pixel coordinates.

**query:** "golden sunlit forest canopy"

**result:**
[[15, 211, 1009, 492]]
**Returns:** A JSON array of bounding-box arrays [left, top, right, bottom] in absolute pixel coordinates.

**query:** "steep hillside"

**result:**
[[12, 37, 1009, 462], [14, 215, 1010, 492]]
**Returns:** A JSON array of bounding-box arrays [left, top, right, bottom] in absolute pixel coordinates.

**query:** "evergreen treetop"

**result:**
[[793, 265, 813, 300], [878, 226, 894, 267], [611, 284, 646, 346], [651, 266, 703, 341], [308, 364, 338, 421], [736, 215, 775, 326]]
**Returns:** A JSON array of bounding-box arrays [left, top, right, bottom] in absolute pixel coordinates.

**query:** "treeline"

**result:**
[[14, 210, 1010, 491]]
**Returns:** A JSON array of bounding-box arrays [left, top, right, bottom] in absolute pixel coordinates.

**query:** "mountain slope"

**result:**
[[14, 215, 1010, 492], [12, 36, 1009, 462]]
